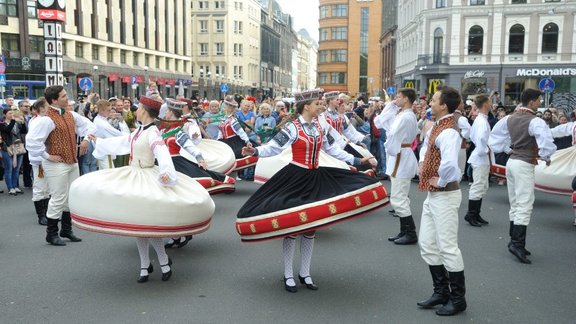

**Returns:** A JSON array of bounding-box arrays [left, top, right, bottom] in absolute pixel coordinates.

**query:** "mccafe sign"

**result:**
[[464, 70, 485, 78], [517, 68, 576, 77]]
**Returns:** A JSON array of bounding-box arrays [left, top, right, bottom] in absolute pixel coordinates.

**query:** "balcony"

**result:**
[[417, 54, 449, 66]]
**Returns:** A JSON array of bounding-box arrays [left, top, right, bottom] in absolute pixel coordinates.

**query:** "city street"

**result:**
[[1, 179, 575, 323]]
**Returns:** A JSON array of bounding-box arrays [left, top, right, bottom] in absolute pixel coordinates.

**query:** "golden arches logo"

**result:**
[[428, 79, 443, 94], [404, 80, 415, 88]]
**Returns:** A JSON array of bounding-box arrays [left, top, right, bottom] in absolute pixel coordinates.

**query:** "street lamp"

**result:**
[[93, 65, 99, 96], [207, 72, 212, 99], [144, 65, 149, 95], [199, 68, 205, 99]]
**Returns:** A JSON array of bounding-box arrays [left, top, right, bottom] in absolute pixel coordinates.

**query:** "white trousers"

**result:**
[[97, 156, 115, 170], [458, 148, 467, 178], [42, 160, 79, 220], [31, 164, 50, 202], [469, 164, 490, 201], [506, 159, 535, 226], [390, 176, 412, 217], [419, 190, 464, 272]]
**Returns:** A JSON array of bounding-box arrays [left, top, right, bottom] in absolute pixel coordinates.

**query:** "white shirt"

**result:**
[[468, 113, 494, 166], [419, 114, 462, 187], [489, 114, 557, 160], [374, 102, 400, 133], [550, 122, 575, 143], [256, 115, 356, 165], [25, 108, 96, 161], [176, 119, 204, 162], [455, 112, 471, 141], [384, 108, 418, 178], [26, 115, 50, 165]]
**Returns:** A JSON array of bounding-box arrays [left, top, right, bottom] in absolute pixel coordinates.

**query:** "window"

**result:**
[[470, 0, 485, 5], [331, 49, 347, 62], [542, 23, 558, 53], [133, 52, 139, 65], [76, 42, 84, 58], [331, 72, 345, 84], [120, 50, 126, 64], [27, 0, 36, 18], [199, 20, 208, 33], [511, 0, 526, 3], [433, 28, 444, 64], [107, 48, 113, 62], [468, 25, 484, 54], [0, 0, 18, 17], [319, 28, 329, 41], [233, 43, 243, 56], [318, 50, 328, 63], [215, 1, 225, 9], [29, 35, 44, 53], [1, 33, 19, 55], [215, 20, 224, 32], [199, 43, 208, 56], [92, 45, 100, 60], [508, 24, 525, 54], [436, 0, 446, 8], [318, 73, 328, 84], [332, 4, 347, 17], [319, 6, 328, 18], [215, 43, 224, 56], [331, 27, 347, 40], [145, 54, 150, 67], [234, 21, 239, 33], [238, 22, 243, 34], [198, 1, 208, 9], [156, 56, 161, 69]]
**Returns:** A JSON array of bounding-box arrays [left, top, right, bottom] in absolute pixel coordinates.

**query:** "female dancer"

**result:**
[[69, 95, 215, 283], [237, 89, 389, 292], [217, 99, 258, 173], [161, 98, 235, 248]]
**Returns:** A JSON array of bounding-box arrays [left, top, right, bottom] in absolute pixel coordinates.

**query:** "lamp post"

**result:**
[[144, 66, 149, 95], [206, 72, 212, 99], [93, 65, 99, 96], [199, 68, 205, 99]]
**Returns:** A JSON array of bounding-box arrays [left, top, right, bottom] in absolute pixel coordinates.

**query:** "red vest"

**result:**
[[325, 111, 343, 134], [219, 116, 236, 139], [291, 119, 323, 169]]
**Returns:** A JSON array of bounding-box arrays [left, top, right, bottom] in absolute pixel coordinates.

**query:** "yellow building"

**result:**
[[318, 0, 382, 98]]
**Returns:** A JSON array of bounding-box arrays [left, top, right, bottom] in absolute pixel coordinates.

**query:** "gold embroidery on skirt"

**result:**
[[329, 204, 337, 214], [271, 219, 279, 229], [250, 224, 256, 233], [355, 196, 362, 207], [299, 212, 308, 223]]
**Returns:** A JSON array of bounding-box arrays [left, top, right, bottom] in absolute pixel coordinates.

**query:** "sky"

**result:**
[[275, 0, 319, 41]]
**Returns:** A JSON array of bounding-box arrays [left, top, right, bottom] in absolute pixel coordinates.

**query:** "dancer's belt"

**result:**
[[391, 144, 414, 178], [441, 181, 460, 192]]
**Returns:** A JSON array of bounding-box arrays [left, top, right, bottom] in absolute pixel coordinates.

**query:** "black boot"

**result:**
[[388, 218, 406, 242], [60, 211, 82, 242], [476, 199, 489, 225], [508, 221, 531, 255], [464, 200, 482, 227], [46, 218, 66, 246], [40, 198, 50, 225], [508, 224, 531, 264], [417, 265, 449, 308], [394, 216, 418, 245], [34, 200, 47, 226], [436, 271, 467, 316]]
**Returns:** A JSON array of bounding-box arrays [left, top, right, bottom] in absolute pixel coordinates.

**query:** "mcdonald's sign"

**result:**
[[403, 80, 415, 89], [428, 79, 443, 95]]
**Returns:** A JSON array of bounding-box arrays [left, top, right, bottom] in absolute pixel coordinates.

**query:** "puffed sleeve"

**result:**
[[255, 122, 297, 157], [149, 127, 177, 186]]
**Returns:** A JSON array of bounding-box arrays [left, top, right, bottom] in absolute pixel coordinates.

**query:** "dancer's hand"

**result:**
[[198, 160, 208, 170], [242, 146, 256, 156]]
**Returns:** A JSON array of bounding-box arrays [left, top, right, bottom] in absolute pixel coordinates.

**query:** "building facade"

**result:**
[[259, 0, 296, 98], [317, 0, 382, 98], [396, 0, 576, 108], [0, 0, 193, 100], [295, 30, 318, 93], [191, 0, 261, 99], [380, 0, 397, 95]]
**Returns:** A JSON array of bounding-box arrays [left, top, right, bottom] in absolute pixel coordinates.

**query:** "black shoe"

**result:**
[[464, 213, 482, 227], [161, 258, 173, 281], [394, 216, 418, 245], [509, 225, 531, 264], [38, 216, 48, 226], [46, 235, 66, 246], [137, 264, 154, 283], [60, 232, 82, 242], [417, 265, 450, 308], [284, 277, 297, 293], [435, 271, 467, 316], [298, 275, 318, 290], [476, 215, 489, 225], [176, 235, 193, 248], [165, 238, 178, 248], [388, 232, 405, 242]]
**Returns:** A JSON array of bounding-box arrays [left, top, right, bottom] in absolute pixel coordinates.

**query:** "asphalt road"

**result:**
[[1, 178, 575, 324]]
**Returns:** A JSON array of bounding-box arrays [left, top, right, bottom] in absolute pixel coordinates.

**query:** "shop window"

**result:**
[[433, 28, 443, 63], [508, 24, 525, 54], [468, 25, 483, 55], [542, 23, 558, 53], [461, 78, 487, 97]]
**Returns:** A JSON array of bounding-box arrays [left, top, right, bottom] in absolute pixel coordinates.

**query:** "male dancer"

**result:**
[[417, 87, 466, 316], [464, 94, 493, 227], [489, 88, 556, 264], [26, 86, 96, 246], [384, 88, 419, 245]]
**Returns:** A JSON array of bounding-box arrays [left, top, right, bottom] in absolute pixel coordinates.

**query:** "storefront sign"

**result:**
[[517, 68, 576, 77], [464, 70, 485, 79]]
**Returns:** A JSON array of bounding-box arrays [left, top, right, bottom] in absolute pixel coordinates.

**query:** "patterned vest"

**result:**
[[325, 110, 343, 134], [291, 119, 323, 169], [419, 115, 457, 192], [219, 116, 237, 139], [508, 108, 538, 165], [45, 108, 78, 164], [160, 122, 184, 156]]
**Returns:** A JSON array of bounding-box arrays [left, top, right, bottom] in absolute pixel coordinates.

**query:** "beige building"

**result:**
[[317, 0, 382, 98], [191, 0, 261, 99], [0, 1, 193, 100], [294, 30, 318, 93]]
